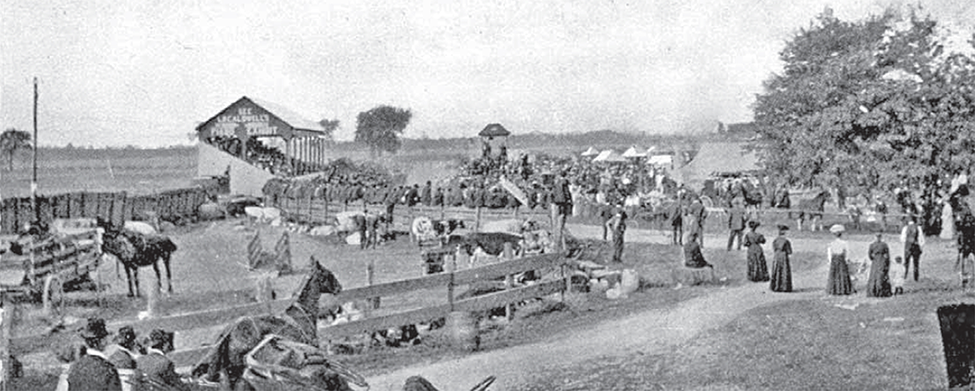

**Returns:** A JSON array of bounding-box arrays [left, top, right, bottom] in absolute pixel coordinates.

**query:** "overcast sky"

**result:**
[[2, 0, 974, 147]]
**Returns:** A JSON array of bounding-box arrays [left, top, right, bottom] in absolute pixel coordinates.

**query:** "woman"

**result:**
[[770, 225, 793, 292], [826, 224, 854, 295], [866, 231, 892, 297], [683, 231, 713, 269], [744, 221, 769, 282]]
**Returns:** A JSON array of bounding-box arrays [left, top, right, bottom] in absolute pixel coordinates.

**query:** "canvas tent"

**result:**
[[647, 154, 673, 166], [678, 142, 762, 189], [622, 146, 646, 158], [592, 149, 627, 163], [581, 147, 599, 156]]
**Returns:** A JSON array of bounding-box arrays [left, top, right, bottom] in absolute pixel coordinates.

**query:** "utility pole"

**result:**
[[31, 77, 38, 224]]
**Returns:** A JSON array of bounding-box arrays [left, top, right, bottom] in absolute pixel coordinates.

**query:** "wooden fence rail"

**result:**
[[11, 252, 566, 369], [0, 188, 210, 234]]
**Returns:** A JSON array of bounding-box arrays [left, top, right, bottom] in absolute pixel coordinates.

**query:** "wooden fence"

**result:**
[[0, 188, 210, 234], [271, 195, 552, 233], [11, 252, 567, 369]]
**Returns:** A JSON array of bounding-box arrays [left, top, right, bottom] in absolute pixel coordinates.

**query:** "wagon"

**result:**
[[0, 229, 102, 316]]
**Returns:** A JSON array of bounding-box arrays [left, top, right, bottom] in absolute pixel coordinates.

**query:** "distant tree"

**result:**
[[355, 106, 412, 157], [0, 128, 32, 171], [319, 118, 340, 143]]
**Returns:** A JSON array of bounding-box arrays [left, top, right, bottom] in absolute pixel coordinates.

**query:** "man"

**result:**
[[599, 204, 614, 241], [106, 325, 139, 370], [420, 181, 432, 206], [136, 329, 187, 391], [606, 205, 628, 262], [354, 212, 368, 250], [67, 318, 122, 391], [364, 210, 380, 249], [900, 218, 925, 281], [687, 197, 708, 246], [670, 200, 683, 246], [727, 200, 747, 251]]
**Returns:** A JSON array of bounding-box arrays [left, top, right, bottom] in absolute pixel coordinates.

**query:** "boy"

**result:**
[[890, 256, 906, 295]]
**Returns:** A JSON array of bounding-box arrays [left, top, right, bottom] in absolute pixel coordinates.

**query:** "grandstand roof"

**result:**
[[479, 123, 510, 138]]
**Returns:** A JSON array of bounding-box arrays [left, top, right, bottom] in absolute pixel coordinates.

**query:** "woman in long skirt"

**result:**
[[744, 221, 769, 282], [770, 225, 792, 292], [826, 224, 854, 295], [866, 231, 892, 297]]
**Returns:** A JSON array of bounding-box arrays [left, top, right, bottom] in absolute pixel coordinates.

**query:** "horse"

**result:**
[[791, 189, 831, 231], [96, 218, 178, 297], [191, 256, 344, 391]]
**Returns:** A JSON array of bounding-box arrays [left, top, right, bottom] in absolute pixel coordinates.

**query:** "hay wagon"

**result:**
[[0, 229, 102, 316]]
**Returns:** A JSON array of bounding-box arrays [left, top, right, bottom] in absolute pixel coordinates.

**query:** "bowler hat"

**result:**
[[114, 325, 136, 346], [748, 220, 760, 229], [148, 329, 173, 351], [81, 318, 110, 340]]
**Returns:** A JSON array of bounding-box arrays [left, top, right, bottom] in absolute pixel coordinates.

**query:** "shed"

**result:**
[[678, 142, 762, 189]]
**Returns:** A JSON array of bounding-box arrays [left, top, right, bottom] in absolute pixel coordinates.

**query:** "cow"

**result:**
[[446, 232, 523, 267]]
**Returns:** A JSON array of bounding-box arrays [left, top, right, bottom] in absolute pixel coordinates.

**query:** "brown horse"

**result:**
[[97, 218, 178, 297], [192, 257, 343, 391]]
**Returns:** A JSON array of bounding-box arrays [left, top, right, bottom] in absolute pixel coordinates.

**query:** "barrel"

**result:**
[[447, 311, 479, 352]]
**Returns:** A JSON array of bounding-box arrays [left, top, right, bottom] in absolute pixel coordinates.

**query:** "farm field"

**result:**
[[0, 147, 198, 198]]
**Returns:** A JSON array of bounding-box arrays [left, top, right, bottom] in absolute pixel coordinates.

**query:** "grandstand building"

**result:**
[[196, 96, 329, 196]]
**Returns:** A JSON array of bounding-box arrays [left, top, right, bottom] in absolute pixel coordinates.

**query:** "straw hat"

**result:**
[[830, 224, 845, 234]]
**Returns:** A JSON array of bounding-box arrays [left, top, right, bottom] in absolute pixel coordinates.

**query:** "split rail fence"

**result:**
[[0, 188, 210, 235]]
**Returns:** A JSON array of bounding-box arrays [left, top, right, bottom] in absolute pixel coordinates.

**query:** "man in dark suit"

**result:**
[[727, 200, 747, 251], [136, 329, 187, 391], [420, 181, 432, 206], [687, 197, 708, 246], [106, 326, 138, 370], [67, 318, 122, 391]]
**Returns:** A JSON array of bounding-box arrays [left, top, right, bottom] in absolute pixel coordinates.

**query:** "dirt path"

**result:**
[[365, 225, 877, 391]]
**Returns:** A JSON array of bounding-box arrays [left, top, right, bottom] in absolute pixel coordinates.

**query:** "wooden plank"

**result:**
[[337, 273, 452, 303], [320, 280, 565, 339], [320, 303, 452, 339], [453, 254, 562, 285], [454, 280, 565, 313]]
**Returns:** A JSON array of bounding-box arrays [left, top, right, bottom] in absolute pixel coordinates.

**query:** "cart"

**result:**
[[0, 229, 102, 317]]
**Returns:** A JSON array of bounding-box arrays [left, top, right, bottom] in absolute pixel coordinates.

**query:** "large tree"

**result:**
[[752, 7, 975, 231], [0, 128, 32, 171], [355, 106, 412, 157], [318, 118, 340, 143]]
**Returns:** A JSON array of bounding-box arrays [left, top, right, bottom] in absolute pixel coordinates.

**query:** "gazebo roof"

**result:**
[[479, 123, 510, 138]]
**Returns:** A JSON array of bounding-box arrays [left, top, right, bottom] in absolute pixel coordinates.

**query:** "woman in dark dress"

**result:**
[[744, 221, 769, 282], [770, 225, 793, 292], [866, 231, 892, 297], [826, 224, 854, 295], [683, 232, 713, 268]]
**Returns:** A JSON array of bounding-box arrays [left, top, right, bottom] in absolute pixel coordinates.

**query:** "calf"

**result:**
[[446, 232, 523, 257]]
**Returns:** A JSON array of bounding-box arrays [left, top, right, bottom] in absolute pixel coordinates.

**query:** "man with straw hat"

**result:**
[[67, 318, 121, 391]]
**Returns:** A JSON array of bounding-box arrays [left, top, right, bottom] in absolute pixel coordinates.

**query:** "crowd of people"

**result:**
[[59, 318, 186, 391]]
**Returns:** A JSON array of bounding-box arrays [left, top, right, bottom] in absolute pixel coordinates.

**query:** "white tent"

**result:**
[[592, 149, 627, 163], [647, 154, 673, 166], [622, 146, 646, 158], [581, 147, 599, 156]]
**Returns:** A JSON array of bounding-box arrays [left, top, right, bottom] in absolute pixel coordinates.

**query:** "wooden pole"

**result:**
[[31, 78, 38, 223], [447, 251, 456, 312], [503, 243, 514, 321], [0, 294, 10, 391]]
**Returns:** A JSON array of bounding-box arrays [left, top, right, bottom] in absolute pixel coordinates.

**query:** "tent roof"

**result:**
[[581, 147, 599, 156], [479, 123, 510, 137], [647, 154, 672, 166], [622, 146, 646, 158], [592, 149, 627, 163], [678, 142, 762, 189]]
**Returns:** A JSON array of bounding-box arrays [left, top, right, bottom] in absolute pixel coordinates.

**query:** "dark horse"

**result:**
[[97, 218, 178, 297], [790, 189, 831, 231], [192, 257, 343, 391]]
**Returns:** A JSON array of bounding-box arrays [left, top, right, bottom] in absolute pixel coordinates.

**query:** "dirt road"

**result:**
[[365, 225, 878, 391]]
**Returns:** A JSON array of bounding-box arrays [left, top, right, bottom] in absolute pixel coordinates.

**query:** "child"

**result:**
[[890, 256, 906, 295]]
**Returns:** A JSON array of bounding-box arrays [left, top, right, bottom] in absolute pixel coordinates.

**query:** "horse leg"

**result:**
[[124, 265, 136, 297], [132, 266, 141, 298], [152, 260, 163, 294], [164, 254, 173, 293]]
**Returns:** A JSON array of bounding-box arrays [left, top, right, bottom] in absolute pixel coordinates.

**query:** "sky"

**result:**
[[2, 0, 975, 147]]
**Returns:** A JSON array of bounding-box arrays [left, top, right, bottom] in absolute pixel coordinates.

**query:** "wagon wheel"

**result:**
[[43, 274, 65, 319]]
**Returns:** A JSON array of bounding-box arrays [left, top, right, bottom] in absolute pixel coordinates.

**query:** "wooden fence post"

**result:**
[[0, 293, 10, 390], [447, 251, 456, 312], [475, 206, 482, 232], [503, 243, 514, 321]]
